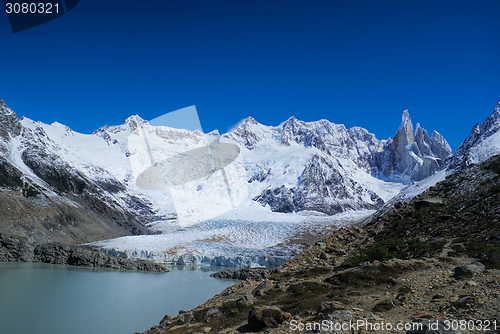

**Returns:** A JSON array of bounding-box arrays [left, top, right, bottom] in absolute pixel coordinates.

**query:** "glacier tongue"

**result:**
[[92, 208, 375, 267]]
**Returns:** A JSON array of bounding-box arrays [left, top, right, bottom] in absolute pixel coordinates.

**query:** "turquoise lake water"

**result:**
[[0, 262, 239, 334]]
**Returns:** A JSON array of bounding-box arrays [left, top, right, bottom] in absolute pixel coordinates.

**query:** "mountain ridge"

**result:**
[[4, 98, 495, 267]]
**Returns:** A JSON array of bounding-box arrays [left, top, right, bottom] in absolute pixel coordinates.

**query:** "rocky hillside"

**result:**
[[141, 153, 500, 334]]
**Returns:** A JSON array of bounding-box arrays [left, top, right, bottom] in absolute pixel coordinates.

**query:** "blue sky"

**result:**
[[0, 0, 499, 150]]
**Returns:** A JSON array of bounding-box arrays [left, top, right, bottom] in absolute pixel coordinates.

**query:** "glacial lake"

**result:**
[[0, 262, 239, 334]]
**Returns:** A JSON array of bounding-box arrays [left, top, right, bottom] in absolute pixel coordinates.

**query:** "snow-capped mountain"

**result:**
[[224, 116, 390, 215], [446, 100, 500, 170], [0, 98, 452, 265], [0, 100, 155, 245], [227, 111, 451, 216]]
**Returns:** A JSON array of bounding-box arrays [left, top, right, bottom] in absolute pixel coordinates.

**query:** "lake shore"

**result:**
[[0, 233, 167, 272]]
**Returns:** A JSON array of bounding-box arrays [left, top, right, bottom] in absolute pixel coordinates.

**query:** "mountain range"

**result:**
[[0, 99, 498, 266]]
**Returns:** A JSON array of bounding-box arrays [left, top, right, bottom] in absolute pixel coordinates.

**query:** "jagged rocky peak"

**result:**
[[93, 115, 149, 137], [377, 109, 452, 181], [0, 99, 22, 141], [228, 116, 264, 149], [430, 130, 452, 161], [207, 129, 220, 136], [398, 109, 415, 143], [446, 99, 500, 170], [280, 116, 306, 146], [121, 114, 149, 131], [243, 116, 259, 125], [414, 123, 432, 156]]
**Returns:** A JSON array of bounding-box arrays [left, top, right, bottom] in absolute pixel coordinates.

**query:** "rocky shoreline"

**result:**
[[0, 233, 168, 272], [210, 267, 282, 281], [141, 230, 500, 334]]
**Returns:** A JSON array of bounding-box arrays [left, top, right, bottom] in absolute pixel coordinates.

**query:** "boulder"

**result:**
[[318, 301, 345, 314], [237, 293, 255, 306], [177, 310, 194, 324], [316, 241, 327, 249], [159, 314, 172, 326], [248, 306, 289, 331], [453, 262, 485, 278], [316, 310, 354, 333], [452, 295, 476, 309], [251, 279, 274, 297], [372, 299, 395, 312]]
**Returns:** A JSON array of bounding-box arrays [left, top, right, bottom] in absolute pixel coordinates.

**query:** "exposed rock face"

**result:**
[[0, 155, 24, 189], [377, 110, 452, 181], [0, 99, 22, 141], [431, 130, 453, 163], [0, 234, 35, 262], [230, 116, 263, 149], [254, 154, 385, 214], [0, 234, 167, 272], [210, 267, 279, 280], [453, 261, 485, 278]]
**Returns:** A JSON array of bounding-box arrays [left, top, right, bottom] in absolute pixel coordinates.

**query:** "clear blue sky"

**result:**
[[1, 0, 499, 150]]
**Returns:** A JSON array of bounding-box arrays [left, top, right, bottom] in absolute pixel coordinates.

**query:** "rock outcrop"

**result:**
[[0, 233, 167, 272], [248, 306, 291, 331], [453, 261, 486, 278], [0, 99, 22, 141], [377, 110, 452, 181], [210, 267, 279, 280]]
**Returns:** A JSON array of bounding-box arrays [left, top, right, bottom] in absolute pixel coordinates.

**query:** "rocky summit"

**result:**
[[375, 110, 452, 181]]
